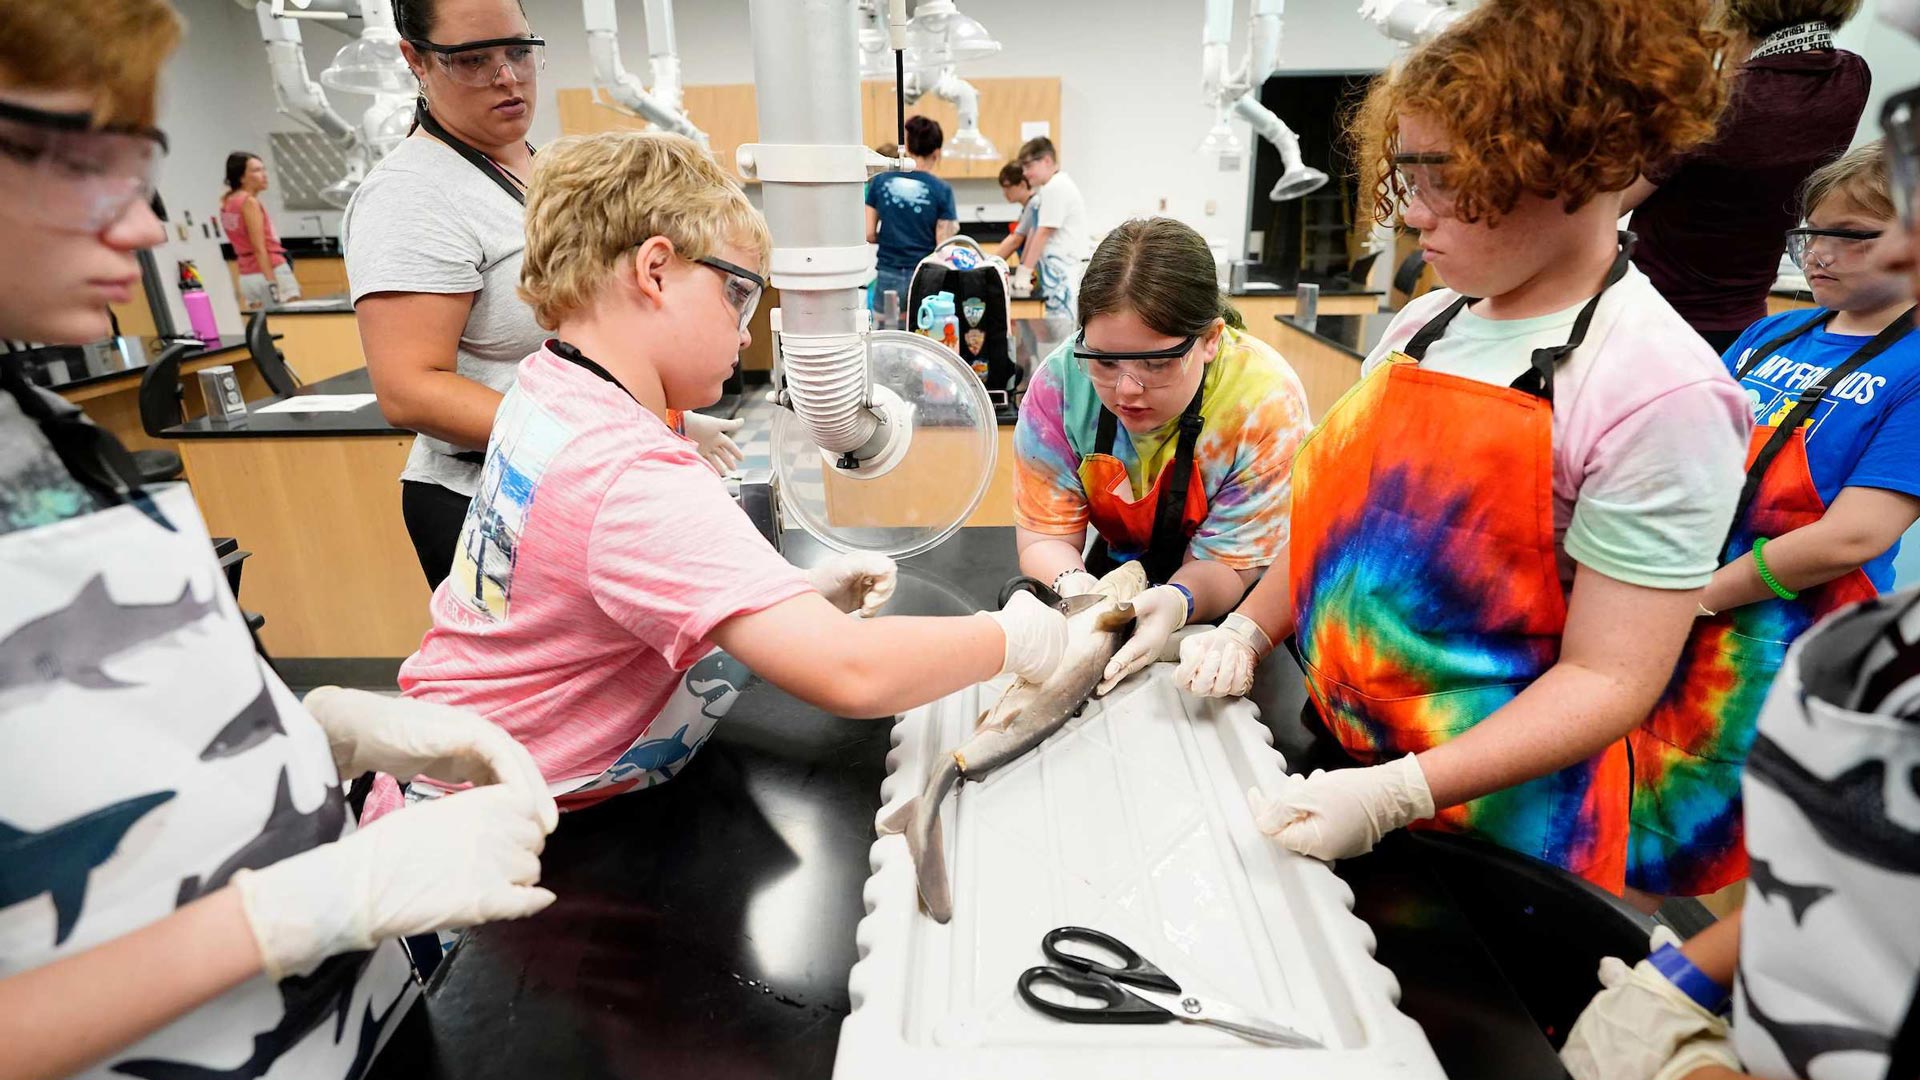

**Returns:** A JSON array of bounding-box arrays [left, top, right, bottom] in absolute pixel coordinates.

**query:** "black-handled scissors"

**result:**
[[1016, 927, 1324, 1048]]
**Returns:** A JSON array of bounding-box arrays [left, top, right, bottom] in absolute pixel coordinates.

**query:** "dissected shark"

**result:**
[[0, 790, 175, 944], [879, 563, 1145, 922]]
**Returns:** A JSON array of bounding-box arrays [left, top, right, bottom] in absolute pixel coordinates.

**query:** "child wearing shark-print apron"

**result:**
[[0, 5, 556, 1077]]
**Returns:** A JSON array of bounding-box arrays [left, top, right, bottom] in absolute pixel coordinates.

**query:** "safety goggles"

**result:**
[[1786, 227, 1884, 270], [1071, 329, 1198, 390], [1883, 85, 1919, 231], [0, 99, 166, 234], [1389, 151, 1454, 214], [409, 35, 546, 89], [694, 255, 765, 335]]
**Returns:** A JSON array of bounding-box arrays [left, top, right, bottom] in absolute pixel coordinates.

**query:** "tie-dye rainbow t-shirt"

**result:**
[[1013, 325, 1311, 569]]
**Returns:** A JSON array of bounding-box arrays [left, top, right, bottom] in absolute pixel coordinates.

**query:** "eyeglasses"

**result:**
[[409, 36, 546, 89], [1389, 151, 1454, 214], [1071, 329, 1198, 390], [1883, 86, 1919, 231], [694, 255, 765, 334], [1786, 226, 1884, 270], [0, 99, 166, 234]]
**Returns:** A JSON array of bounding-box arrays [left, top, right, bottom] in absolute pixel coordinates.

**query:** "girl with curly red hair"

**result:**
[[1175, 0, 1753, 900]]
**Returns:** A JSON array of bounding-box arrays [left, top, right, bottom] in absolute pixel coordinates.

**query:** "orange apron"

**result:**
[[1289, 238, 1636, 892], [1079, 386, 1210, 585], [1627, 306, 1916, 895]]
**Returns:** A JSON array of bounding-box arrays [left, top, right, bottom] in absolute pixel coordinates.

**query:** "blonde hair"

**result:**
[[519, 132, 772, 329], [0, 0, 182, 129], [1802, 140, 1896, 222]]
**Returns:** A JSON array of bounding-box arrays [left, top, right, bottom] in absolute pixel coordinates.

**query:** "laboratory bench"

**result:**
[[1271, 312, 1391, 419], [31, 335, 263, 455], [363, 527, 1643, 1080], [261, 294, 366, 384]]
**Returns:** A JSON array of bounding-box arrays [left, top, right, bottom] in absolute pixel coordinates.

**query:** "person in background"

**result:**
[[218, 151, 299, 310], [1018, 137, 1092, 318], [994, 160, 1038, 271], [1176, 0, 1749, 899], [1562, 40, 1920, 1079], [0, 3, 556, 1079], [1627, 0, 1870, 352], [864, 115, 957, 313], [1013, 217, 1311, 696], [370, 131, 1070, 818], [1626, 142, 1920, 902]]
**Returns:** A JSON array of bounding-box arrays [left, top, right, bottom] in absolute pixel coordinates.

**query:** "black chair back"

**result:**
[[137, 342, 194, 437], [246, 311, 300, 397]]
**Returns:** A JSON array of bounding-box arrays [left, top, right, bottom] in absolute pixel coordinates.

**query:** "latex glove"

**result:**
[[232, 785, 555, 980], [1053, 569, 1101, 598], [1012, 264, 1035, 294], [1562, 928, 1737, 1080], [807, 551, 898, 617], [304, 687, 558, 833], [683, 412, 745, 475], [1096, 584, 1189, 696], [1247, 755, 1434, 860], [1175, 613, 1274, 699], [983, 590, 1068, 683]]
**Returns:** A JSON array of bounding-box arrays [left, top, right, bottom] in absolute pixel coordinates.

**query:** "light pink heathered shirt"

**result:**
[[367, 346, 811, 818]]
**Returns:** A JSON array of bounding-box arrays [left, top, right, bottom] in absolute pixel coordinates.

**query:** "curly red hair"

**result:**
[[1354, 0, 1729, 227]]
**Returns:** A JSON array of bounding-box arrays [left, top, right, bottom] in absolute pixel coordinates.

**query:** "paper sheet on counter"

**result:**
[[252, 394, 378, 414]]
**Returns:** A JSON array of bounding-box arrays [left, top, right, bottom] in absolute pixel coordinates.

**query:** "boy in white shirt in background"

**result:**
[[1018, 137, 1092, 317]]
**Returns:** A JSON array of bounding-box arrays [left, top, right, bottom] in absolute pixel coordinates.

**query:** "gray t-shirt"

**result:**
[[342, 136, 545, 497]]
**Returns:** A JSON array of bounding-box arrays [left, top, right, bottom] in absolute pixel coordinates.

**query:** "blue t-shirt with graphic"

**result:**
[[1723, 308, 1920, 590], [866, 169, 957, 272]]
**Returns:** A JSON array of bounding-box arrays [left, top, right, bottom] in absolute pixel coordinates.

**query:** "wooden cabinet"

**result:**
[[557, 77, 1062, 183]]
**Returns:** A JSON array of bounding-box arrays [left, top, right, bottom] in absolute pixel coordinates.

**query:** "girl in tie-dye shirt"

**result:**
[[1014, 217, 1311, 693]]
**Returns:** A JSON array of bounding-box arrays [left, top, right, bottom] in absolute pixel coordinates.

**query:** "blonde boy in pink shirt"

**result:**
[[370, 132, 1067, 815]]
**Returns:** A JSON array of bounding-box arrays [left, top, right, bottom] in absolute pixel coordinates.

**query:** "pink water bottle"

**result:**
[[181, 288, 219, 343]]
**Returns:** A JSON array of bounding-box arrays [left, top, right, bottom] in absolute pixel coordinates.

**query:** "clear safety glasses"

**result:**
[[1389, 151, 1455, 215], [1786, 227, 1884, 270], [0, 99, 166, 234], [1884, 86, 1919, 231], [410, 35, 547, 89], [1071, 329, 1199, 390], [694, 255, 765, 335]]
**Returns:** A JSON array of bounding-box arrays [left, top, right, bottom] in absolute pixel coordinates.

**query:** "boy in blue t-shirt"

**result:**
[[1712, 141, 1920, 598], [864, 116, 958, 312]]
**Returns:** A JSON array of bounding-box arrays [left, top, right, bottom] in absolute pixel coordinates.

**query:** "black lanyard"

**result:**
[[548, 339, 637, 405], [0, 353, 172, 530], [413, 98, 533, 207], [1401, 231, 1638, 403], [1093, 381, 1207, 585], [1724, 305, 1918, 549]]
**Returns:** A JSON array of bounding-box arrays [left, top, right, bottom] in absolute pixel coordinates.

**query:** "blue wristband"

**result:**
[[1648, 943, 1730, 1015], [1167, 583, 1195, 623]]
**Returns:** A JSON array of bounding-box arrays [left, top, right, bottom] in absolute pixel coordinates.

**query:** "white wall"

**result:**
[[1837, 0, 1920, 148]]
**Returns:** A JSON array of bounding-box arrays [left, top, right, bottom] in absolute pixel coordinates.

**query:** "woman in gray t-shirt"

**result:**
[[344, 0, 546, 589]]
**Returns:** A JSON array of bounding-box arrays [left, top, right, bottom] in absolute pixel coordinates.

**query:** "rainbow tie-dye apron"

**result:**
[[1289, 237, 1636, 893], [1627, 306, 1916, 896]]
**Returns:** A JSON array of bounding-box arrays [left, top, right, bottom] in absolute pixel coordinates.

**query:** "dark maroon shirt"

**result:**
[[1631, 49, 1870, 334]]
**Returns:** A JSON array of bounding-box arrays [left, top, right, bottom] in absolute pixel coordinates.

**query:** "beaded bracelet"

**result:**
[[1752, 537, 1799, 601]]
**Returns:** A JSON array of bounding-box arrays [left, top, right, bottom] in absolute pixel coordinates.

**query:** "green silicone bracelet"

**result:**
[[1752, 537, 1799, 601]]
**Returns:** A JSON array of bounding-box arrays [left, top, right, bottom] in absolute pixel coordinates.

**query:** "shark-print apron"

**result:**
[[0, 387, 413, 1079], [1732, 589, 1920, 1079]]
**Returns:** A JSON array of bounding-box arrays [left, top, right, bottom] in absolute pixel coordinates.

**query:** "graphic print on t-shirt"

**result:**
[[878, 174, 932, 212], [448, 388, 570, 621]]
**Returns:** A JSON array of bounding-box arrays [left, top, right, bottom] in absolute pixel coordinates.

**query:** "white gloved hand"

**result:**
[[232, 785, 555, 980], [303, 687, 558, 833], [1175, 613, 1274, 699], [1561, 927, 1736, 1080], [807, 551, 898, 617], [1052, 569, 1101, 598], [983, 590, 1068, 683], [1012, 264, 1035, 294], [682, 412, 745, 475], [1247, 755, 1434, 860], [1096, 584, 1189, 696]]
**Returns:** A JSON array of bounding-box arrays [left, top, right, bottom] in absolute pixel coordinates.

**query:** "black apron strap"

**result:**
[[1400, 295, 1473, 361], [1723, 306, 1918, 551], [1094, 394, 1119, 454], [1510, 232, 1638, 401], [413, 99, 533, 207], [1735, 309, 1840, 380], [0, 359, 171, 530], [1142, 384, 1207, 584]]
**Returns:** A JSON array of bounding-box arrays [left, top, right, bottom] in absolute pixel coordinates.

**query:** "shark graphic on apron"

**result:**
[[0, 373, 414, 1079]]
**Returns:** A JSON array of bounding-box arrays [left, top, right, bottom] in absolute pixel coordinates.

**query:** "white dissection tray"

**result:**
[[834, 668, 1445, 1079]]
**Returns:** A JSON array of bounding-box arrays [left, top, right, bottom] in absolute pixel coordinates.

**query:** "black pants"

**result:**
[[1697, 327, 1742, 355], [400, 480, 472, 591]]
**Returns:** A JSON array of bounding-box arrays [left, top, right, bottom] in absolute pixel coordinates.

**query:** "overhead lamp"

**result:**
[[907, 0, 1001, 68], [320, 26, 414, 96], [945, 125, 997, 161], [1196, 113, 1243, 160]]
